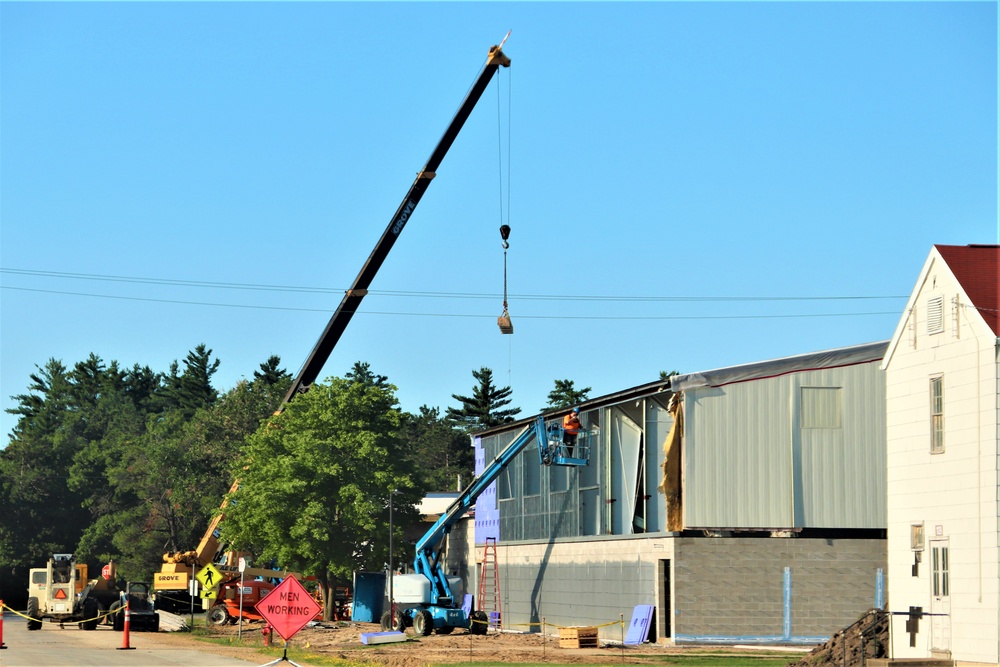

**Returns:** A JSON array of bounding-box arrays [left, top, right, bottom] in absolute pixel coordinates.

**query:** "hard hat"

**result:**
[[573, 407, 580, 413]]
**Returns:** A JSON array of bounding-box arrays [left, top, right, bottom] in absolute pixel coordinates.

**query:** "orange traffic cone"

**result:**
[[117, 600, 135, 651]]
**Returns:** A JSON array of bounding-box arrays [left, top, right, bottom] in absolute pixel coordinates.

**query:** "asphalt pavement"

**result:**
[[0, 611, 263, 666]]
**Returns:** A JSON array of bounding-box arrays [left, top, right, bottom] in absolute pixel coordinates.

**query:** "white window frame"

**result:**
[[930, 375, 944, 454]]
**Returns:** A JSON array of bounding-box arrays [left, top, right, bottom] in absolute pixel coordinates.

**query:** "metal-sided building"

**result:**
[[466, 341, 889, 644]]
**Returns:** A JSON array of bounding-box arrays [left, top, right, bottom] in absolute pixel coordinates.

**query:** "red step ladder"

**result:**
[[477, 537, 501, 631]]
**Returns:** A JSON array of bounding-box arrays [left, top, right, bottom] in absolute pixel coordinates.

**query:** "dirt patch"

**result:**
[[176, 620, 710, 666]]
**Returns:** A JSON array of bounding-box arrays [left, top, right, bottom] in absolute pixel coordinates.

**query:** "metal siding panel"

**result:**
[[684, 379, 793, 528], [611, 409, 642, 534], [797, 362, 886, 528], [646, 404, 671, 533], [684, 361, 885, 530]]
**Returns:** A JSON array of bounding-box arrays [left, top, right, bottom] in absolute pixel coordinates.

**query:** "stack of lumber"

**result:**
[[559, 626, 598, 649]]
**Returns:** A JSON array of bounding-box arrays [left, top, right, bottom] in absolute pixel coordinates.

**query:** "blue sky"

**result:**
[[2, 2, 997, 440]]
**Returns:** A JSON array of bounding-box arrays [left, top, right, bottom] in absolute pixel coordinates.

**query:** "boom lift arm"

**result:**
[[281, 40, 512, 405], [414, 417, 547, 607], [388, 416, 588, 635]]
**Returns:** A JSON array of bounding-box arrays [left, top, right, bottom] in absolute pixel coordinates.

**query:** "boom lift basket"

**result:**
[[540, 422, 591, 467]]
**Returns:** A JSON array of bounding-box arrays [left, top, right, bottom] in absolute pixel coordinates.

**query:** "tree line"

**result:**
[[0, 345, 591, 608]]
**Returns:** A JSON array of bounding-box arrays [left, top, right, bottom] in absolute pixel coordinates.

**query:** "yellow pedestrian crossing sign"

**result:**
[[196, 563, 223, 590]]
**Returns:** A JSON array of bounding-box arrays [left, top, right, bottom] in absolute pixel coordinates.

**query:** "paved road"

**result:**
[[0, 612, 263, 666]]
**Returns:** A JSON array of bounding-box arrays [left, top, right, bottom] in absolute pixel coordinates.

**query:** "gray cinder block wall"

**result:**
[[673, 537, 886, 642]]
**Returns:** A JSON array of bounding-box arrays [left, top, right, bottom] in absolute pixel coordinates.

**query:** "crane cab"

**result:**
[[539, 422, 591, 466]]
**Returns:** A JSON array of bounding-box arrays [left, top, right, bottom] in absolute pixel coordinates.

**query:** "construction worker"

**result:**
[[562, 407, 581, 455]]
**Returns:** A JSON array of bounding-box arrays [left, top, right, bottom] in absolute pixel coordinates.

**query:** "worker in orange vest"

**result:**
[[562, 407, 581, 456]]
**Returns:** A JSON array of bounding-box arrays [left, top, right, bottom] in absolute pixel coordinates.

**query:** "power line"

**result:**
[[1, 285, 900, 321], [0, 267, 908, 303]]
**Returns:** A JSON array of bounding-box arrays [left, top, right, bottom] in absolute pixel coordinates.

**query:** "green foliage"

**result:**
[[0, 348, 475, 608], [543, 379, 591, 412], [254, 355, 292, 387], [400, 405, 473, 492], [153, 344, 221, 416], [0, 346, 281, 589], [345, 361, 390, 389], [0, 359, 93, 577], [446, 367, 521, 431], [220, 372, 419, 608]]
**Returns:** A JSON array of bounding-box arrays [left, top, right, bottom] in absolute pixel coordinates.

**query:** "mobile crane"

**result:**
[[155, 38, 512, 616], [383, 416, 592, 635]]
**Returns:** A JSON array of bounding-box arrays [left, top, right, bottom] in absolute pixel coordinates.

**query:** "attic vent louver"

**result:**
[[927, 296, 944, 334]]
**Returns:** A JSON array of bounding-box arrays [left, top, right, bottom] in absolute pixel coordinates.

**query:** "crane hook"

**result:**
[[498, 224, 513, 334]]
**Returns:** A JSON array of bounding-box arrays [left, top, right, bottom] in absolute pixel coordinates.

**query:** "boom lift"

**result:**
[[155, 39, 512, 615], [384, 416, 590, 635]]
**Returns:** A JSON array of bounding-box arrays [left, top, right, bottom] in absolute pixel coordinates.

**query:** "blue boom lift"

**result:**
[[383, 416, 592, 635]]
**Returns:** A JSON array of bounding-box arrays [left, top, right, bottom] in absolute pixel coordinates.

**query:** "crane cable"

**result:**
[[497, 62, 514, 335]]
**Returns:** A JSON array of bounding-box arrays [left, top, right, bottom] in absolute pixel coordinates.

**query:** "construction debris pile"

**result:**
[[788, 609, 888, 667]]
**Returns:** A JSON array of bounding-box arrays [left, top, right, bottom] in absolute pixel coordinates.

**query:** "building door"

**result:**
[[929, 539, 950, 653], [659, 559, 671, 640]]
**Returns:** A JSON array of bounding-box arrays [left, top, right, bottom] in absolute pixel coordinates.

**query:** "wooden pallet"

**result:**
[[559, 626, 598, 649]]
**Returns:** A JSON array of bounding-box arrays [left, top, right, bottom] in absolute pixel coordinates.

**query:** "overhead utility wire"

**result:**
[[0, 268, 907, 303], [1, 286, 899, 321]]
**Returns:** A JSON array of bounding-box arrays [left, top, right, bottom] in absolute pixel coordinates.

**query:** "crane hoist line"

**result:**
[[281, 37, 512, 406]]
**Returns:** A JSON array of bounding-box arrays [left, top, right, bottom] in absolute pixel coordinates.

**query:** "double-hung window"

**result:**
[[930, 376, 944, 453]]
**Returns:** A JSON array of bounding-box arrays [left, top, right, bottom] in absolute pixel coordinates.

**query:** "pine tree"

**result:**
[[446, 367, 521, 431], [543, 379, 591, 412], [254, 355, 291, 386]]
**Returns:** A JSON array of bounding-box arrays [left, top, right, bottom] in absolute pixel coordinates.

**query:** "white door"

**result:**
[[929, 540, 951, 652], [610, 409, 642, 534]]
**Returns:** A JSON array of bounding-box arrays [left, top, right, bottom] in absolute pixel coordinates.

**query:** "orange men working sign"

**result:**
[[256, 576, 321, 642]]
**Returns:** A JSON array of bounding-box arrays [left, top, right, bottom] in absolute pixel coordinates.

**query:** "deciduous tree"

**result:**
[[220, 374, 418, 620]]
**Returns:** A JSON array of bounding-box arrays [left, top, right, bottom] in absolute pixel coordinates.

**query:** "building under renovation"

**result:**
[[463, 341, 889, 644]]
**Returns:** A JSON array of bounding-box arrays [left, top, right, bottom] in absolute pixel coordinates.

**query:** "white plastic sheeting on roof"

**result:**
[[669, 341, 890, 392]]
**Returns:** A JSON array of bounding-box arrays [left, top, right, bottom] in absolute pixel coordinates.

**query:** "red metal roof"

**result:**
[[935, 244, 999, 336]]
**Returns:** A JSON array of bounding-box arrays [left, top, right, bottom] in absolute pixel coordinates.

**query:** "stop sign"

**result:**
[[256, 576, 321, 641], [101, 564, 112, 580]]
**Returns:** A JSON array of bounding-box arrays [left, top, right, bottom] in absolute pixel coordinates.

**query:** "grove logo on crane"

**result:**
[[391, 200, 417, 235]]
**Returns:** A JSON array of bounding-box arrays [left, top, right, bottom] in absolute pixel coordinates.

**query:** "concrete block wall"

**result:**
[[486, 536, 667, 641], [674, 537, 887, 642]]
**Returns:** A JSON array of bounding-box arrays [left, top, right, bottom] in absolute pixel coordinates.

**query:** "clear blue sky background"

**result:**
[[2, 2, 997, 440]]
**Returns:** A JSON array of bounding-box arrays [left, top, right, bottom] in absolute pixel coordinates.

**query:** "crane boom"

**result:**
[[281, 43, 512, 405], [156, 41, 511, 609]]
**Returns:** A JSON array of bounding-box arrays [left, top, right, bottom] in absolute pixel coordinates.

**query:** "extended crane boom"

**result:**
[[155, 40, 512, 611], [282, 42, 512, 405]]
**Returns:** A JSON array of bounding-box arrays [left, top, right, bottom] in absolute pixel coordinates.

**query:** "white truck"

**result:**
[[26, 554, 123, 630]]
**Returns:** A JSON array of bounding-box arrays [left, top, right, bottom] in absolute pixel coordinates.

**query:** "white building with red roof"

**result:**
[[882, 244, 999, 665]]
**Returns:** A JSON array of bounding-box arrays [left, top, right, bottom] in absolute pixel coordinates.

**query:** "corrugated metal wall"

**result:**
[[682, 360, 886, 529]]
